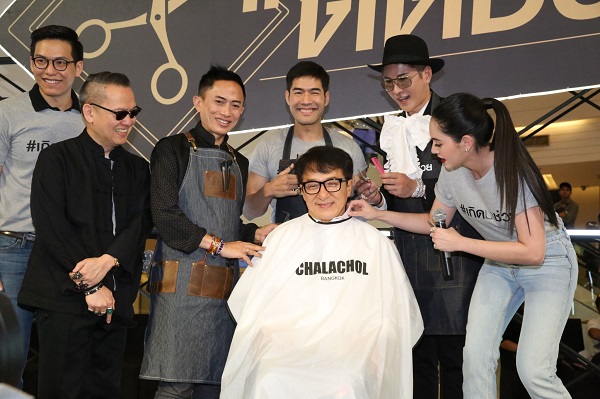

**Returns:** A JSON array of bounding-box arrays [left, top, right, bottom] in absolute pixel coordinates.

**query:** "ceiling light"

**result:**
[[542, 174, 558, 190]]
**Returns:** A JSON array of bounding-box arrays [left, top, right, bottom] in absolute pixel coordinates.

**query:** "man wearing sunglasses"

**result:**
[[0, 25, 84, 387], [18, 72, 152, 398], [365, 35, 483, 399], [222, 145, 423, 398]]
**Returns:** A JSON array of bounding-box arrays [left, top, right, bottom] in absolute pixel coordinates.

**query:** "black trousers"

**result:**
[[412, 334, 466, 399], [35, 308, 128, 399]]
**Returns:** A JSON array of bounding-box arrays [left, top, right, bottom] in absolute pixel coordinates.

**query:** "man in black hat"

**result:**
[[363, 34, 483, 399]]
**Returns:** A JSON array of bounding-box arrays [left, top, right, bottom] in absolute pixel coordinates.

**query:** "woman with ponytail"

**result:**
[[350, 93, 577, 398]]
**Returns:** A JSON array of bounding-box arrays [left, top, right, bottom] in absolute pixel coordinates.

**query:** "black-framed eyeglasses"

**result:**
[[32, 57, 76, 71], [90, 103, 142, 120], [301, 178, 348, 195], [381, 72, 420, 92]]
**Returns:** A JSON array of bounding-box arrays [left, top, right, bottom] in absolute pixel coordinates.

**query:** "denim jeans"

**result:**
[[0, 234, 35, 387], [463, 228, 577, 399]]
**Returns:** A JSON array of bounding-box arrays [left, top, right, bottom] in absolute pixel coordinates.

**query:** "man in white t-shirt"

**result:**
[[243, 61, 373, 223]]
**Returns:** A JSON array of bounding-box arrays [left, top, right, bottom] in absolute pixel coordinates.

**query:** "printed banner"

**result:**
[[1, 0, 598, 159]]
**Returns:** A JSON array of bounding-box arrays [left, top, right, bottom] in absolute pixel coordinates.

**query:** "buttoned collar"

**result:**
[[29, 83, 81, 113], [189, 122, 230, 151], [79, 128, 125, 161]]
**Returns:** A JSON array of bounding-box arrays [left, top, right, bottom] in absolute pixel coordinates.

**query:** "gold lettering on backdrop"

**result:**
[[356, 0, 376, 51], [385, 0, 434, 40], [243, 0, 279, 12], [298, 0, 351, 58], [292, 0, 599, 59], [472, 0, 543, 34], [554, 0, 600, 20], [442, 0, 463, 39]]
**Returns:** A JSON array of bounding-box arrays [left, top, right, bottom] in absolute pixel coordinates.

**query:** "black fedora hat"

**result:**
[[368, 34, 444, 74]]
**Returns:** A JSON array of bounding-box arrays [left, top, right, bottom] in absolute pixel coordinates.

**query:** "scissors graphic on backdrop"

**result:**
[[77, 0, 188, 105]]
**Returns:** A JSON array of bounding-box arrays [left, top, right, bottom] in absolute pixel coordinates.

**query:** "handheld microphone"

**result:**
[[432, 208, 454, 281]]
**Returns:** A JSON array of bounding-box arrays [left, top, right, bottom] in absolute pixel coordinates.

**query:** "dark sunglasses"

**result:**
[[90, 103, 142, 120]]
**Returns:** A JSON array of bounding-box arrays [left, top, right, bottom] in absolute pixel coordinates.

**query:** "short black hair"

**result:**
[[286, 61, 329, 92], [30, 25, 84, 62], [79, 71, 131, 107], [198, 65, 245, 99], [295, 146, 353, 183], [559, 182, 572, 190]]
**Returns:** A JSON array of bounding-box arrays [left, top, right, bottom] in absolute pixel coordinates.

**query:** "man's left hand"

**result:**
[[381, 172, 417, 198], [71, 254, 114, 288]]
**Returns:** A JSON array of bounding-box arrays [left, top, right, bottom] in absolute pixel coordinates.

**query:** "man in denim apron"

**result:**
[[366, 35, 483, 399], [140, 66, 275, 398]]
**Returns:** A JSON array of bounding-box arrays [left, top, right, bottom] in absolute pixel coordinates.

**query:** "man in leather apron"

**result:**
[[365, 35, 483, 399], [243, 61, 370, 223]]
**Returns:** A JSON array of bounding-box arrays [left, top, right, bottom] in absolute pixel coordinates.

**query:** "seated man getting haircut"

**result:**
[[221, 146, 423, 399]]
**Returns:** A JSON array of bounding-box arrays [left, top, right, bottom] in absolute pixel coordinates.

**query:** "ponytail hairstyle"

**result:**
[[432, 93, 558, 231]]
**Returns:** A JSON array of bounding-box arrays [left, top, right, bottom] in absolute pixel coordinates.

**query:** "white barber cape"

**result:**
[[221, 215, 423, 399]]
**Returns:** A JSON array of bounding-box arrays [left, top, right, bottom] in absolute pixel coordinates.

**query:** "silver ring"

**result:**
[[71, 271, 82, 280]]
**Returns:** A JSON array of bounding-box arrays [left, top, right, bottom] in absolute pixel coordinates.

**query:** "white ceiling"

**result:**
[[502, 91, 600, 189]]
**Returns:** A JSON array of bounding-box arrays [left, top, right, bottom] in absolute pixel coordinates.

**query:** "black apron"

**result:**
[[274, 126, 333, 223]]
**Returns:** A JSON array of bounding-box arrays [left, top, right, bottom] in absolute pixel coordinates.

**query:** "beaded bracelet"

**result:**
[[214, 240, 225, 256], [207, 235, 216, 254], [84, 282, 104, 296], [207, 235, 222, 255]]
